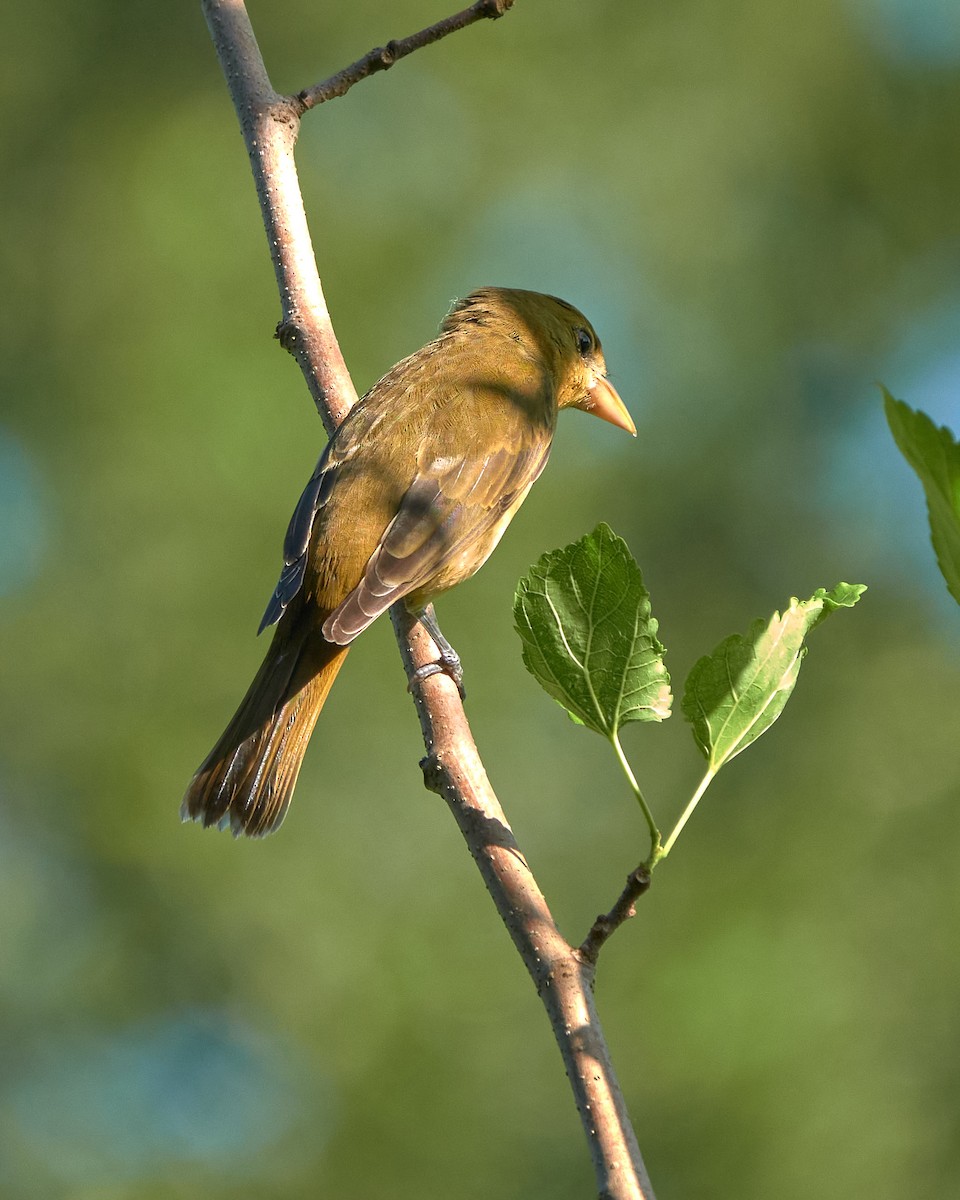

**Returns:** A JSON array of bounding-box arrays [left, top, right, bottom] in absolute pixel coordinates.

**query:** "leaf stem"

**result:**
[[610, 730, 661, 865], [660, 767, 715, 859]]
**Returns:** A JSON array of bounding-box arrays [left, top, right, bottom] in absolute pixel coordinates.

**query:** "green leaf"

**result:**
[[681, 583, 866, 772], [513, 523, 671, 737], [883, 388, 960, 605]]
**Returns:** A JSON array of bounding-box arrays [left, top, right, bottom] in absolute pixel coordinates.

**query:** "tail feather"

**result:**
[[182, 632, 348, 837]]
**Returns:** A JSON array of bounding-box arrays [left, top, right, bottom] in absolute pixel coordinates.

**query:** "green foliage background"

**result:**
[[2, 1, 959, 1196]]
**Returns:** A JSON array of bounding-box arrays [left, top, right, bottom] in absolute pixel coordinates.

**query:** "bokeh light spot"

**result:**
[[848, 0, 960, 66], [7, 1010, 332, 1187], [0, 430, 48, 599]]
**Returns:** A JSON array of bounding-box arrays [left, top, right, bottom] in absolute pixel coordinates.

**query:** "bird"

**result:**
[[181, 287, 635, 837]]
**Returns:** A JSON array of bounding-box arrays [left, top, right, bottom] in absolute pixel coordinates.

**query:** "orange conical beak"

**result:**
[[577, 375, 636, 436]]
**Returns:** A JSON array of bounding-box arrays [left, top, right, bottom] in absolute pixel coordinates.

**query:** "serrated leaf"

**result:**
[[513, 524, 671, 737], [883, 388, 960, 605], [681, 583, 866, 772]]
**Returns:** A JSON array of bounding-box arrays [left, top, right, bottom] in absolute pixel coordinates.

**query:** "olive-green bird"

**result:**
[[182, 287, 635, 836]]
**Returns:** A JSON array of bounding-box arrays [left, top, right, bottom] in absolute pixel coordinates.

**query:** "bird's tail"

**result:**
[[181, 630, 349, 837]]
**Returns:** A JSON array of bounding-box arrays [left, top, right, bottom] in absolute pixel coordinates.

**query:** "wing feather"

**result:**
[[259, 352, 555, 643], [322, 432, 550, 645], [257, 392, 396, 633], [258, 448, 337, 633]]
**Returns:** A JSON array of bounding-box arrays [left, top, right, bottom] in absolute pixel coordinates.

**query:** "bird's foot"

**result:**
[[409, 606, 466, 699], [408, 652, 465, 698]]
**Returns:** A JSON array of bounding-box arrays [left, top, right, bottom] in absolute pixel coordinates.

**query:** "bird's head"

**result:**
[[442, 287, 636, 436]]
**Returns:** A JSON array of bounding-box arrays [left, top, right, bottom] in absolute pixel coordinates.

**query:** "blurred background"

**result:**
[[2, 0, 959, 1196]]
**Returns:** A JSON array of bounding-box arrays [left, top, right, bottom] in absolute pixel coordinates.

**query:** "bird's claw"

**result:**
[[408, 605, 466, 698], [408, 651, 466, 700]]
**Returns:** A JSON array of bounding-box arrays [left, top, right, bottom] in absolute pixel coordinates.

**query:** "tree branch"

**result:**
[[580, 866, 652, 966], [297, 0, 516, 111], [200, 4, 655, 1197], [394, 609, 655, 1200], [203, 0, 357, 431]]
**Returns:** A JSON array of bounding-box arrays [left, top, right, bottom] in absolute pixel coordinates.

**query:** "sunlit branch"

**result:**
[[297, 0, 515, 111]]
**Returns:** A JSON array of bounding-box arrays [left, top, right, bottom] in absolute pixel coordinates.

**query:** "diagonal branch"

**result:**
[[203, 0, 357, 432], [580, 865, 651, 965], [393, 608, 655, 1200], [199, 4, 655, 1197], [297, 0, 515, 111]]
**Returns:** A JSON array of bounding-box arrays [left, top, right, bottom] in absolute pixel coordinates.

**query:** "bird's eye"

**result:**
[[575, 328, 593, 358]]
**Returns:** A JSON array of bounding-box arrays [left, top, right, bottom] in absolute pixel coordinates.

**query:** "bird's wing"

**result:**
[[258, 440, 337, 633], [322, 418, 552, 644], [259, 359, 553, 641], [258, 386, 414, 633]]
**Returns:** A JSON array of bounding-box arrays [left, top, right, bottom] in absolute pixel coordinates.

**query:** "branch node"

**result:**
[[275, 319, 300, 352], [420, 753, 446, 795]]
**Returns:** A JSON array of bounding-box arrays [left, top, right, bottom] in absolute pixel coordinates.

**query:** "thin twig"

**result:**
[[297, 0, 515, 111], [579, 866, 652, 966], [199, 4, 655, 1197]]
